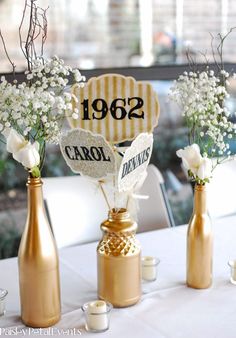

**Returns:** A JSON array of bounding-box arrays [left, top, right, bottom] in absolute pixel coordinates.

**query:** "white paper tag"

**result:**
[[118, 133, 153, 192], [60, 128, 116, 179]]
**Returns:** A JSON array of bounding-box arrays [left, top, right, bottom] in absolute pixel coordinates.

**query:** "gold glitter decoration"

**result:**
[[97, 231, 140, 257]]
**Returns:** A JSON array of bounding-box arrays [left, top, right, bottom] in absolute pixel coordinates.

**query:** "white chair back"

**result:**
[[43, 165, 174, 248], [43, 175, 107, 248], [208, 160, 236, 219], [137, 164, 174, 232]]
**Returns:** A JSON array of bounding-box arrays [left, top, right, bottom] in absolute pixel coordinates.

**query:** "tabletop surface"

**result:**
[[0, 214, 236, 338]]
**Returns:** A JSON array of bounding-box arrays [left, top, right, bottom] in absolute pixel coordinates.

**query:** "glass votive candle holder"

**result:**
[[81, 300, 113, 333], [141, 256, 160, 282], [0, 289, 8, 316], [228, 260, 236, 285]]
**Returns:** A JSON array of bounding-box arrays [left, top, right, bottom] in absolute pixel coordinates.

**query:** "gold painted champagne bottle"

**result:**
[[97, 208, 141, 307], [18, 177, 61, 327], [187, 184, 213, 289]]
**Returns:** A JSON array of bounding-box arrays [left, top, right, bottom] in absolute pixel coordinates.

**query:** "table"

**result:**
[[0, 214, 236, 337]]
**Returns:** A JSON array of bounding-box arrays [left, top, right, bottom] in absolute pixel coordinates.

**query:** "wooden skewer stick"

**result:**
[[99, 181, 111, 210]]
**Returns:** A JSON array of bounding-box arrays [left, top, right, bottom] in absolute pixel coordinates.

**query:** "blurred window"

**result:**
[[1, 0, 236, 72]]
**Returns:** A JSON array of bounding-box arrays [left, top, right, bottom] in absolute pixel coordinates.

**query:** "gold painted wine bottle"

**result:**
[[187, 184, 213, 289], [18, 177, 61, 327], [97, 208, 141, 307]]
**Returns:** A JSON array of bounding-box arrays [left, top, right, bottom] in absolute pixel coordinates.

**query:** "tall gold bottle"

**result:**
[[18, 177, 61, 327], [187, 184, 213, 289], [97, 208, 141, 307]]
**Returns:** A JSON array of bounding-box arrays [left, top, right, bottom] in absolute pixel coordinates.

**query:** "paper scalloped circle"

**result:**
[[60, 128, 116, 179], [68, 73, 159, 143], [118, 133, 153, 192]]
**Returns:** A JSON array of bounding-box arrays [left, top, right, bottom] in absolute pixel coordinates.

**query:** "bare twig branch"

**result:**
[[19, 0, 28, 61], [0, 30, 16, 76], [200, 50, 210, 70], [24, 0, 35, 71], [210, 28, 236, 76], [34, 5, 48, 57], [210, 32, 221, 72], [18, 0, 49, 72], [217, 27, 236, 67], [186, 48, 197, 72], [40, 7, 48, 56]]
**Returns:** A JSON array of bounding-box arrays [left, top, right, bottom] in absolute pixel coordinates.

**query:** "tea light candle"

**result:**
[[87, 300, 108, 331], [0, 289, 8, 316], [228, 260, 236, 284], [142, 256, 160, 281]]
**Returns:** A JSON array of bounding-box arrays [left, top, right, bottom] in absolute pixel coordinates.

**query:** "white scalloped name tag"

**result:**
[[118, 133, 153, 192], [60, 128, 116, 179]]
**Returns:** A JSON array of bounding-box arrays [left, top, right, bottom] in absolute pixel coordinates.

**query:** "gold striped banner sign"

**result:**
[[69, 74, 159, 143]]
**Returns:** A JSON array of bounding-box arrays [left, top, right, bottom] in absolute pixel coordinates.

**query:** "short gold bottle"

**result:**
[[97, 208, 141, 307], [187, 184, 213, 289], [18, 177, 61, 327]]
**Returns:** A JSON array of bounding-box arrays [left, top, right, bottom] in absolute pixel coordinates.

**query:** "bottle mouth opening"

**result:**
[[195, 184, 206, 191], [26, 176, 42, 187], [108, 208, 130, 220]]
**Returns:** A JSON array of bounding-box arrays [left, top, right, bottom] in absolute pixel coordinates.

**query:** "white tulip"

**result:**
[[5, 128, 27, 154], [197, 157, 212, 180], [13, 141, 40, 169], [176, 144, 202, 175]]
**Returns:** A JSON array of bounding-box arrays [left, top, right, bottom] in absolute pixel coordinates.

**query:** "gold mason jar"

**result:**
[[187, 184, 213, 289], [18, 177, 61, 327], [97, 208, 141, 307]]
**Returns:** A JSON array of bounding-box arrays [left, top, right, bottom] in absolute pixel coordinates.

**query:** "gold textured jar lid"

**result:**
[[108, 208, 130, 221], [101, 208, 137, 233]]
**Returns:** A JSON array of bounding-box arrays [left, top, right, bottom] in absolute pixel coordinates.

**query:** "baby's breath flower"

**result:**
[[169, 68, 235, 159], [72, 112, 79, 119], [0, 55, 86, 149]]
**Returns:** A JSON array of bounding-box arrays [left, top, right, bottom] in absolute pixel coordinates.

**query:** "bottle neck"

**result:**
[[27, 177, 45, 213], [21, 177, 57, 260], [102, 208, 137, 233], [193, 184, 208, 214]]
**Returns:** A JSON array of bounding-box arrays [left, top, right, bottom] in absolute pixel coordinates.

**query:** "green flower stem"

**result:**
[[39, 141, 46, 172], [0, 137, 6, 145], [30, 166, 41, 178]]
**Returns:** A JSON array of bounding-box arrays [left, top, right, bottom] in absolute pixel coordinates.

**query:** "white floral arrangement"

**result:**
[[170, 35, 236, 185], [0, 57, 85, 177], [0, 1, 85, 178]]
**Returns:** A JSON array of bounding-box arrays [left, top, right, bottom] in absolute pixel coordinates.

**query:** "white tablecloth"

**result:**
[[1, 215, 236, 337]]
